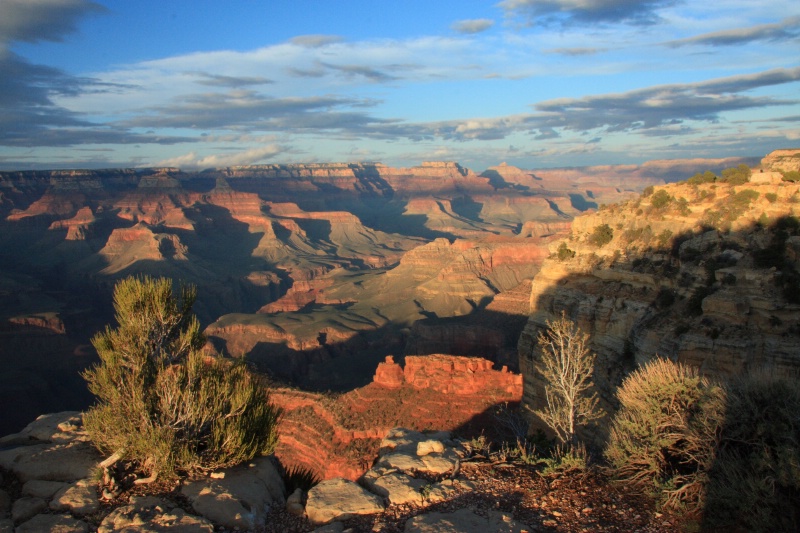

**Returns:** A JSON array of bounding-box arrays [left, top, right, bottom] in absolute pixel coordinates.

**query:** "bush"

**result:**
[[650, 189, 672, 209], [83, 276, 281, 481], [720, 164, 751, 185], [687, 170, 717, 185], [765, 192, 778, 203], [556, 241, 575, 261], [605, 359, 726, 512], [588, 224, 614, 247], [781, 170, 800, 182], [703, 375, 800, 531], [607, 360, 800, 530]]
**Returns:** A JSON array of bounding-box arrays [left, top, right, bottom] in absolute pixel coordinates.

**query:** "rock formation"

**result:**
[[271, 354, 522, 481], [518, 149, 800, 440]]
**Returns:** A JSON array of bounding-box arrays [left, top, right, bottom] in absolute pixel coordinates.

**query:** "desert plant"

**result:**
[[605, 359, 726, 512], [687, 171, 717, 185], [703, 374, 800, 532], [650, 189, 672, 209], [282, 464, 321, 493], [555, 241, 576, 261], [532, 313, 601, 446], [588, 224, 613, 247], [542, 442, 590, 475], [83, 276, 281, 481], [720, 164, 751, 185]]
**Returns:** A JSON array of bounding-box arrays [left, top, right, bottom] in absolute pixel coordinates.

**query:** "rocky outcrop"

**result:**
[[760, 148, 800, 173], [518, 157, 800, 440], [272, 355, 523, 481]]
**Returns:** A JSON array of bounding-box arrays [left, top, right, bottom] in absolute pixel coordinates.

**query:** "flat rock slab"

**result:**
[[181, 456, 285, 531], [380, 428, 452, 456], [367, 472, 425, 506], [0, 412, 85, 446], [0, 440, 100, 482], [11, 497, 47, 523], [50, 479, 100, 515], [306, 478, 384, 525], [404, 508, 531, 533], [99, 496, 214, 533], [377, 449, 458, 474], [15, 513, 88, 533], [23, 479, 69, 499]]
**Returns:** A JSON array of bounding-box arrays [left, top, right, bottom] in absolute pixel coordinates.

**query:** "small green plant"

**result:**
[[687, 171, 717, 185], [765, 192, 778, 203], [282, 464, 321, 493], [642, 185, 655, 197], [780, 170, 800, 182], [556, 241, 576, 261], [650, 189, 672, 209], [83, 276, 281, 481], [605, 358, 726, 512], [720, 164, 751, 185], [588, 224, 614, 247], [542, 443, 589, 475]]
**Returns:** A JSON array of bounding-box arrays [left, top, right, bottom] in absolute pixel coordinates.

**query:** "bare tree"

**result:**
[[533, 312, 601, 445]]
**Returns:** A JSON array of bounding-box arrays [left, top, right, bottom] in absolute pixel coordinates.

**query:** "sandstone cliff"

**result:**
[[518, 149, 800, 438], [272, 354, 522, 480]]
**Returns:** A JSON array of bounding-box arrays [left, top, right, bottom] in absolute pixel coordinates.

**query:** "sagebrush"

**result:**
[[83, 276, 281, 480], [606, 358, 800, 531]]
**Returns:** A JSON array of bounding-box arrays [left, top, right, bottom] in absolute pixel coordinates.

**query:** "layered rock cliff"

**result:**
[[518, 150, 800, 438], [272, 354, 522, 480]]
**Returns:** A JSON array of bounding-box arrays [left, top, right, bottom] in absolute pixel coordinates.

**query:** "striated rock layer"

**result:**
[[518, 149, 800, 441], [272, 354, 522, 481]]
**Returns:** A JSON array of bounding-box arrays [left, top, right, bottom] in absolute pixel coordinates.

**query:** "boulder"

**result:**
[[50, 479, 100, 515], [15, 513, 88, 533], [98, 496, 214, 533], [22, 479, 69, 499], [286, 487, 306, 517], [11, 497, 47, 523], [0, 440, 99, 483], [404, 508, 530, 533], [181, 456, 285, 530], [416, 439, 445, 456], [365, 472, 426, 505], [0, 411, 85, 446], [305, 478, 384, 525]]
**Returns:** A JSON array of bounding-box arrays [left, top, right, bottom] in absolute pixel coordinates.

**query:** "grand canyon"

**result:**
[[3, 149, 800, 531]]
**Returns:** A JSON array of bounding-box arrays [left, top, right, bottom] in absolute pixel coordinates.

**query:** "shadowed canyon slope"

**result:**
[[518, 151, 800, 441], [0, 157, 752, 434]]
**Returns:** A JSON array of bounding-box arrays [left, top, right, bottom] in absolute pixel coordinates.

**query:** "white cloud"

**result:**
[[153, 144, 288, 169]]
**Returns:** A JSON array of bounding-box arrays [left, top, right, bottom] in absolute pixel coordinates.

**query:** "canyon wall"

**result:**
[[272, 354, 522, 480], [518, 149, 800, 440]]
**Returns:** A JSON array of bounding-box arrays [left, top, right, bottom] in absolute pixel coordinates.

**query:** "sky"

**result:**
[[0, 0, 799, 171]]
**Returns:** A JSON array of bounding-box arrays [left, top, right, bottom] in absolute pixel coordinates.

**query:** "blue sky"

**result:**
[[1, 0, 799, 171]]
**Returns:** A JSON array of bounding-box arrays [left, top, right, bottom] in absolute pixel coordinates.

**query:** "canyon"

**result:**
[[0, 154, 756, 441]]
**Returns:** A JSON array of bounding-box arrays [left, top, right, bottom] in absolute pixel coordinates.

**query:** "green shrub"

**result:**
[[702, 375, 800, 531], [83, 276, 281, 480], [687, 171, 717, 185], [556, 241, 575, 261], [781, 170, 800, 182], [607, 360, 800, 529], [605, 359, 726, 512], [765, 192, 778, 203], [642, 185, 655, 197], [720, 164, 751, 185], [650, 189, 672, 209], [588, 224, 614, 247]]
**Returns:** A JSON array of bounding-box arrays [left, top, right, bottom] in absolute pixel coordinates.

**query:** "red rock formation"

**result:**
[[272, 354, 523, 481]]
